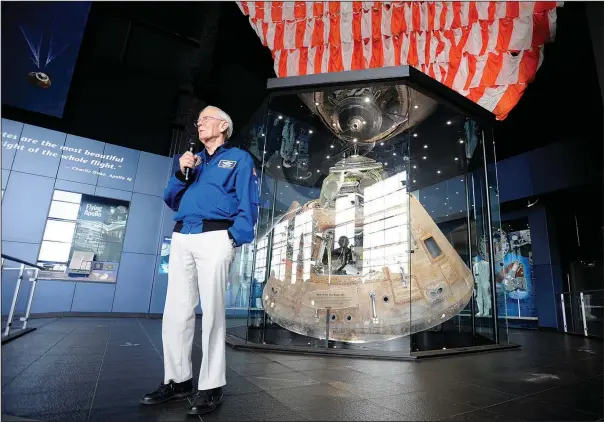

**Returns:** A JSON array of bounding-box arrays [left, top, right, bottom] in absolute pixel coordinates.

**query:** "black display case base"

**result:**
[[226, 325, 520, 360]]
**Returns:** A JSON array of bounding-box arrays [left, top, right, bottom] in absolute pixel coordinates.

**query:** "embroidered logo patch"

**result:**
[[218, 160, 237, 169]]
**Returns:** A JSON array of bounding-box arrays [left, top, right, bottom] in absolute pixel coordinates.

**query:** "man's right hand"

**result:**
[[180, 152, 201, 174]]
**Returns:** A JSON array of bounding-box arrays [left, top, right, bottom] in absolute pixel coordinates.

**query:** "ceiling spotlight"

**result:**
[[422, 156, 427, 160], [332, 123, 337, 127], [279, 115, 283, 119], [309, 130, 313, 134], [261, 133, 265, 137], [413, 133, 418, 138], [446, 120, 452, 125], [391, 125, 396, 129], [423, 144, 428, 149], [413, 179, 416, 183], [317, 170, 320, 173], [384, 162, 388, 166], [330, 145, 334, 149], [456, 192, 459, 194], [459, 139, 464, 144], [294, 152, 298, 155], [455, 157, 459, 161], [437, 170, 441, 174], [277, 165, 281, 169], [315, 102, 319, 106], [353, 138, 358, 143], [380, 142, 384, 146], [326, 155, 330, 159], [296, 140, 300, 144], [413, 165, 417, 169], [364, 97, 370, 103], [413, 105, 419, 109], [393, 152, 397, 156]]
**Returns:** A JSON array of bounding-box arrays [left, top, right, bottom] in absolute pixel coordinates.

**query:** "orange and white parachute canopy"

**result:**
[[237, 1, 563, 120]]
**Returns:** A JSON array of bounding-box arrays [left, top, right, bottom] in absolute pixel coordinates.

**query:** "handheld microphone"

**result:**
[[184, 141, 196, 181]]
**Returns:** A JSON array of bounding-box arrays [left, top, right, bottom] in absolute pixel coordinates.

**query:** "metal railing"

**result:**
[[560, 289, 603, 338], [1, 254, 45, 337]]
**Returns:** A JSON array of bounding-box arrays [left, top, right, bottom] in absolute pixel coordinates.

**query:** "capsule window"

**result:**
[[423, 236, 443, 259], [330, 314, 337, 321], [346, 315, 353, 322]]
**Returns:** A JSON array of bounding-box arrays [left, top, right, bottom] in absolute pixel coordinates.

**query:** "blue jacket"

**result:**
[[163, 144, 260, 247]]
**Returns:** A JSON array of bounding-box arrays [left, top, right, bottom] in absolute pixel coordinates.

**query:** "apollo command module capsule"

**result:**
[[27, 72, 51, 88], [260, 155, 475, 343]]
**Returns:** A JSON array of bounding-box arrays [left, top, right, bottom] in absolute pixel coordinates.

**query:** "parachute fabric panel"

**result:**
[[237, 1, 563, 120]]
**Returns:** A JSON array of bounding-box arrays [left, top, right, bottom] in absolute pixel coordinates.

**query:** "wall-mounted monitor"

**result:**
[[1, 2, 91, 117]]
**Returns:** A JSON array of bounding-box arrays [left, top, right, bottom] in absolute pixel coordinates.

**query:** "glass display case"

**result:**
[[225, 66, 513, 357]]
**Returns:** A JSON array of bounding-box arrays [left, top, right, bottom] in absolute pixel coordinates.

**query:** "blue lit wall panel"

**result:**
[[12, 125, 67, 178], [56, 134, 105, 185], [496, 154, 533, 202], [1, 119, 24, 170], [122, 193, 163, 255], [54, 179, 96, 195], [134, 152, 172, 197], [70, 283, 116, 312], [112, 253, 155, 313], [532, 264, 559, 329], [31, 280, 76, 313], [1, 241, 41, 314], [96, 144, 140, 191], [158, 208, 175, 255], [94, 186, 133, 202], [149, 255, 168, 314], [2, 169, 10, 190], [2, 171, 54, 243]]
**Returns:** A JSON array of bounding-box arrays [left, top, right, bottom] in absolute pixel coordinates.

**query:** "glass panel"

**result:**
[[52, 190, 82, 204], [484, 129, 509, 344], [39, 241, 72, 263], [48, 201, 80, 220], [229, 74, 503, 356], [583, 292, 602, 338], [43, 220, 76, 243]]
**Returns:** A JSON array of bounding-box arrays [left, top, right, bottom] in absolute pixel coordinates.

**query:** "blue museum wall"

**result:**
[[1, 118, 174, 316], [499, 206, 563, 329]]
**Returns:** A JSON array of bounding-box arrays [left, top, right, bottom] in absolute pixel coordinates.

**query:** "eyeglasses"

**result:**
[[194, 116, 224, 128]]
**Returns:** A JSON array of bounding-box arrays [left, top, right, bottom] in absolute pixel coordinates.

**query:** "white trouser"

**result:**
[[162, 230, 234, 391]]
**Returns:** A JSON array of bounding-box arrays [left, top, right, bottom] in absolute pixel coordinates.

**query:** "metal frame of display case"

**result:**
[[227, 65, 519, 359]]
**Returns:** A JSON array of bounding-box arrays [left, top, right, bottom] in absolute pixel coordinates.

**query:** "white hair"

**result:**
[[203, 106, 234, 140]]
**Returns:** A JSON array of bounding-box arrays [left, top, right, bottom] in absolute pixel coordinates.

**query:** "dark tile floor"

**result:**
[[1, 317, 602, 421]]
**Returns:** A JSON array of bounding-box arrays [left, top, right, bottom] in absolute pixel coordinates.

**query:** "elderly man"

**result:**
[[141, 106, 259, 416]]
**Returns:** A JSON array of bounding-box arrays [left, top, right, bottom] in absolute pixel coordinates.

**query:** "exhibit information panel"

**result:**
[[224, 72, 506, 355], [37, 190, 129, 283]]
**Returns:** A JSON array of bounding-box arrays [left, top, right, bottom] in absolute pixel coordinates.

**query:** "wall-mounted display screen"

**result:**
[[1, 2, 91, 117], [37, 190, 129, 283]]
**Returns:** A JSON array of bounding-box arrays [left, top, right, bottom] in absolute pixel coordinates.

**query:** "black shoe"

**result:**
[[187, 387, 224, 415], [140, 379, 194, 405]]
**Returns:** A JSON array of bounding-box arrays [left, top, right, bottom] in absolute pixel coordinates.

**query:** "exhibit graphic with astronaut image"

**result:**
[[259, 155, 475, 343], [477, 218, 536, 320]]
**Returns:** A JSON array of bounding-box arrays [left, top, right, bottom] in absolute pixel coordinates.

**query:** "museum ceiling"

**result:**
[[1, 1, 600, 182]]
